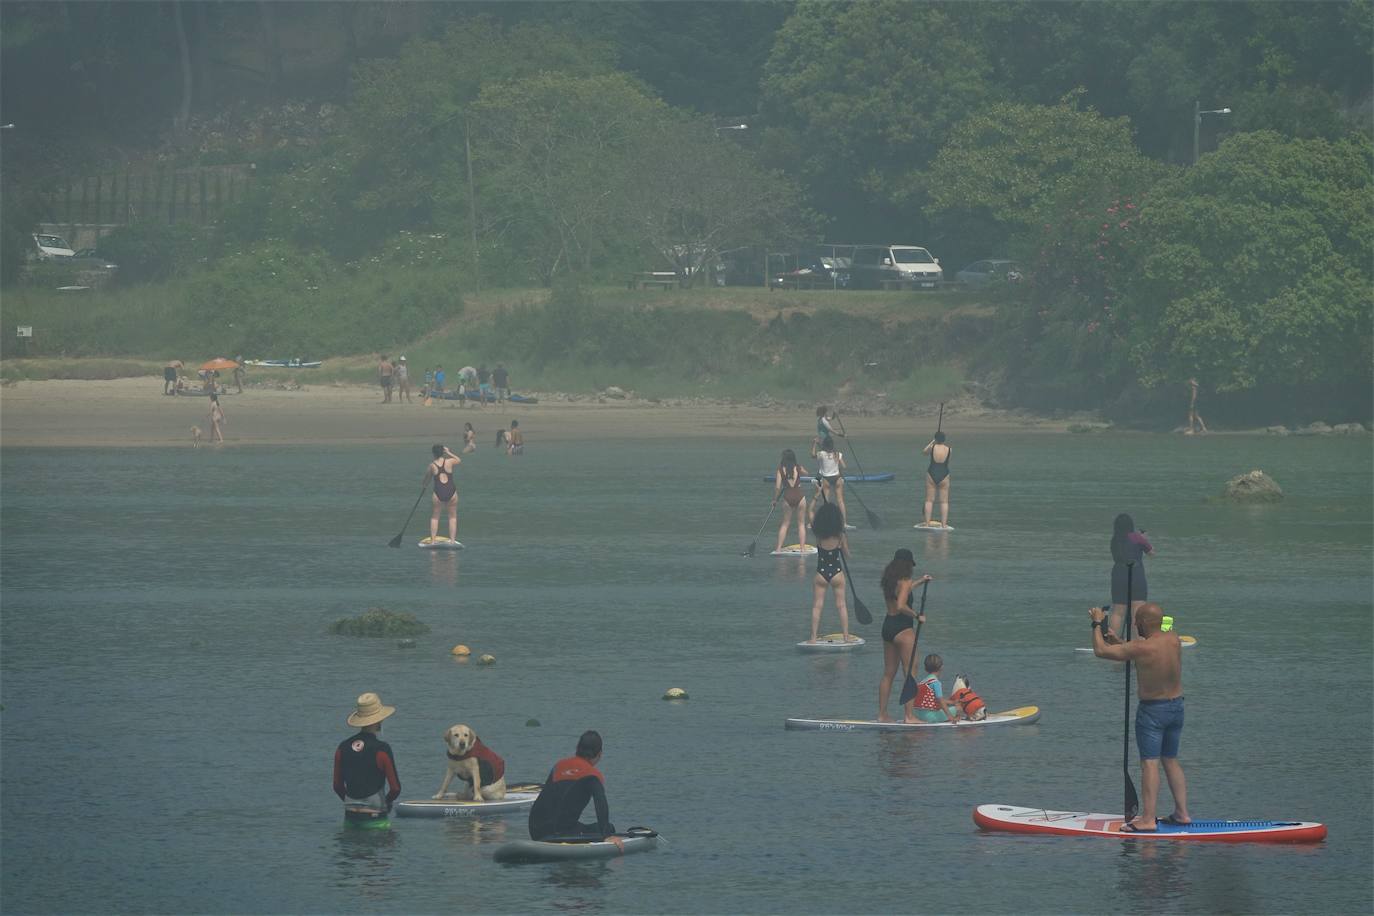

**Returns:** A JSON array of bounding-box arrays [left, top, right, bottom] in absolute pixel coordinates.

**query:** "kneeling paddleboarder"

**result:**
[[528, 730, 623, 851]]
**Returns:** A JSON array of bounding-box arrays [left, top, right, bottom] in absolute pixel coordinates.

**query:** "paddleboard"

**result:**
[[972, 805, 1326, 843], [761, 473, 895, 484], [493, 828, 661, 863], [797, 634, 865, 652], [785, 706, 1040, 731], [1075, 635, 1196, 653], [395, 786, 542, 818], [343, 807, 391, 830], [914, 522, 954, 531], [418, 537, 465, 550], [844, 524, 858, 531], [771, 544, 818, 556]]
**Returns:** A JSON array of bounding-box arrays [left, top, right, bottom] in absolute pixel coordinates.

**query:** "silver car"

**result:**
[[955, 259, 1022, 287]]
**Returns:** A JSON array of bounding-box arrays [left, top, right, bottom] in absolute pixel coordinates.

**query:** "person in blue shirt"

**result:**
[[912, 653, 962, 724], [433, 366, 446, 394]]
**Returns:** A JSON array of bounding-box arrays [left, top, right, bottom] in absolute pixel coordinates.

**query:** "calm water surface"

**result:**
[[2, 431, 1370, 913]]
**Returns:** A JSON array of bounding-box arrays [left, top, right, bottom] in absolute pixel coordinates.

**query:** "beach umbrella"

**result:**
[[200, 357, 239, 371]]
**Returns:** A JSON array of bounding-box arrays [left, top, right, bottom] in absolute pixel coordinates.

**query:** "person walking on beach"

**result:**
[[1090, 602, 1190, 832], [423, 367, 434, 399], [163, 359, 184, 395], [1186, 378, 1208, 435], [232, 357, 246, 394], [807, 501, 854, 645], [811, 435, 849, 528], [433, 365, 446, 396], [378, 355, 395, 403], [208, 393, 226, 444], [493, 364, 510, 403], [477, 365, 491, 407], [396, 356, 411, 403], [423, 444, 461, 543], [920, 431, 952, 528], [1105, 513, 1154, 641], [333, 692, 402, 823], [773, 448, 810, 553], [462, 422, 477, 453], [876, 550, 933, 722]]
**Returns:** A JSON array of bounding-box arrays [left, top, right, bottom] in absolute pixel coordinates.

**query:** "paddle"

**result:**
[[831, 412, 883, 529], [742, 499, 778, 558], [836, 550, 873, 625], [388, 484, 429, 548], [936, 401, 944, 434], [898, 579, 931, 704], [1123, 562, 1139, 822]]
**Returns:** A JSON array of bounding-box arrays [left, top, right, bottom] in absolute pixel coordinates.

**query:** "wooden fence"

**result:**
[[40, 164, 255, 228]]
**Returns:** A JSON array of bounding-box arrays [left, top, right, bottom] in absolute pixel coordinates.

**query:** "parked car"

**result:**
[[770, 245, 853, 289], [31, 233, 75, 261], [71, 248, 119, 271], [955, 259, 1022, 287], [843, 244, 942, 290]]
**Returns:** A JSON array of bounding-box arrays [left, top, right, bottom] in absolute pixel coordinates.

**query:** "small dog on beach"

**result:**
[[950, 675, 988, 721], [435, 724, 507, 801], [191, 426, 203, 449]]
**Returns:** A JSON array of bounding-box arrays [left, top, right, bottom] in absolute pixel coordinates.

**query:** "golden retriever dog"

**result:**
[[435, 724, 507, 801]]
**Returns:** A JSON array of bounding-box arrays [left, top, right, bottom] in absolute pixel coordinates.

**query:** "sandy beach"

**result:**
[[0, 377, 1070, 448]]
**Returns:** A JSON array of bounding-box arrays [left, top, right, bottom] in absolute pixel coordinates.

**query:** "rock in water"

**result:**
[[1220, 469, 1284, 503]]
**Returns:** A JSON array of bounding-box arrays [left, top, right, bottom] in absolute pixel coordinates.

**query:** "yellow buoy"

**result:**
[[478, 654, 496, 665], [451, 645, 471, 657], [662, 687, 688, 700]]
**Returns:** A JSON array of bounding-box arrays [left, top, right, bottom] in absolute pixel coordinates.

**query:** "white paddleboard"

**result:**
[[973, 805, 1326, 843], [914, 522, 954, 531], [1076, 635, 1196, 653], [771, 544, 818, 556], [844, 524, 858, 531], [418, 537, 465, 550], [797, 634, 865, 652], [493, 828, 661, 863], [394, 786, 541, 818], [785, 706, 1040, 731]]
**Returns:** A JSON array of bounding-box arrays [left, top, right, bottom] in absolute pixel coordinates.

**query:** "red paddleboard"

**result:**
[[974, 805, 1326, 843]]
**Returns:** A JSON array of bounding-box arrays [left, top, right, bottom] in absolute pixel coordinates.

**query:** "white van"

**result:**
[[845, 244, 942, 290], [32, 233, 76, 261]]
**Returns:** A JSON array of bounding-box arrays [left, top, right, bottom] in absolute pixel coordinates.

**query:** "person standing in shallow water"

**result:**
[[423, 444, 461, 542], [1185, 378, 1208, 435], [333, 692, 402, 822]]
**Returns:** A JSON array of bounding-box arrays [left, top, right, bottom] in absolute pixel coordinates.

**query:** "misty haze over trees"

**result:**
[[2, 1, 1369, 423]]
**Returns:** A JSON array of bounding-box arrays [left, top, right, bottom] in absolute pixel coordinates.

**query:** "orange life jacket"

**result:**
[[950, 686, 985, 718]]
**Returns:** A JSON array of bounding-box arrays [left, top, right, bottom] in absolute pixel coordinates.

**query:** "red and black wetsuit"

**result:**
[[528, 755, 614, 840], [449, 738, 505, 787], [333, 731, 401, 809]]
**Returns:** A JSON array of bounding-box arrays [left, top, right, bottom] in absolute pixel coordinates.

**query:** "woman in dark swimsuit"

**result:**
[[773, 449, 811, 554], [423, 444, 461, 543], [876, 549, 934, 722], [920, 430, 951, 528], [807, 502, 854, 645], [1107, 512, 1154, 640]]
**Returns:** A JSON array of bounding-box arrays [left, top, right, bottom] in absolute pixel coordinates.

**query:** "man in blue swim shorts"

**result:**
[[1090, 602, 1192, 832]]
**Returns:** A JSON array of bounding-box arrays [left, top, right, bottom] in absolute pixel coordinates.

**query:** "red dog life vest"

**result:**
[[950, 686, 985, 718]]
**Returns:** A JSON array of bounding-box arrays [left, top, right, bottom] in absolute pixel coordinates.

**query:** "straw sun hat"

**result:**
[[347, 692, 396, 727]]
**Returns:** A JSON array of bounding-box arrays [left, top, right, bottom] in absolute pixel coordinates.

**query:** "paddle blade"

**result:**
[[743, 540, 757, 558], [853, 596, 873, 626], [865, 507, 882, 529], [388, 533, 404, 548], [1125, 774, 1139, 822], [899, 674, 919, 705]]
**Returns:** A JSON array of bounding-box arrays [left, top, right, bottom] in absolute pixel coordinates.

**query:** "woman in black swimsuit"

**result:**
[[423, 444, 461, 543], [773, 449, 811, 554], [807, 502, 854, 645], [920, 431, 951, 528], [876, 550, 933, 722]]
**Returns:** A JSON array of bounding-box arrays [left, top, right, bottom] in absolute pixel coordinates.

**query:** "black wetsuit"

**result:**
[[528, 756, 614, 840], [332, 731, 401, 809]]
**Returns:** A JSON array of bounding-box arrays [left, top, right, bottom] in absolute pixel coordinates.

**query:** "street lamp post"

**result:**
[[1193, 102, 1232, 164]]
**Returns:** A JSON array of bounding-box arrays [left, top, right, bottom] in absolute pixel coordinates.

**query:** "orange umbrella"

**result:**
[[200, 357, 239, 371]]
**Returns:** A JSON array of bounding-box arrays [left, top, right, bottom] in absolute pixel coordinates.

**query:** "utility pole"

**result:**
[[466, 114, 480, 294]]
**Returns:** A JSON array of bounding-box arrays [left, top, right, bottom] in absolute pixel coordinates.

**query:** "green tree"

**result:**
[[1124, 131, 1373, 394]]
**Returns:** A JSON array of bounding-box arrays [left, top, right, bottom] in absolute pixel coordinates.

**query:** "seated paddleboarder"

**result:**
[[528, 730, 624, 850], [912, 654, 962, 724], [333, 692, 402, 821], [1089, 602, 1191, 832]]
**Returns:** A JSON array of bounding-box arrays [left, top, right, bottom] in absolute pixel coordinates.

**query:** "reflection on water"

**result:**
[[426, 551, 461, 587], [331, 824, 401, 900], [440, 815, 514, 846], [545, 862, 607, 914]]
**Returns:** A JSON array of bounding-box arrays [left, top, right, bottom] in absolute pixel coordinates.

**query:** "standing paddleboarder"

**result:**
[[422, 445, 461, 543], [1107, 514, 1154, 641], [920, 431, 952, 528], [807, 502, 854, 644], [876, 549, 933, 722], [1089, 603, 1190, 832], [812, 436, 849, 528], [773, 449, 810, 553]]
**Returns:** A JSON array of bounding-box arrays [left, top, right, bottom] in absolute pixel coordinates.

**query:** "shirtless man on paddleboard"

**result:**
[[1089, 602, 1192, 832]]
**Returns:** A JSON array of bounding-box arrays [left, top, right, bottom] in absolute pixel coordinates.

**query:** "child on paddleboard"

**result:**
[[913, 654, 962, 724]]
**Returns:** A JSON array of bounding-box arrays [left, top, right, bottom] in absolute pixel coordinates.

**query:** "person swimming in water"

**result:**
[[807, 501, 854, 645], [920, 431, 951, 527], [462, 422, 477, 453], [423, 444, 461, 542], [876, 549, 933, 722]]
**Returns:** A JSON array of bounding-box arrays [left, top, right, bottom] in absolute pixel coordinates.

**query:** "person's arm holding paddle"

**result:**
[[1089, 606, 1145, 661], [773, 468, 784, 506]]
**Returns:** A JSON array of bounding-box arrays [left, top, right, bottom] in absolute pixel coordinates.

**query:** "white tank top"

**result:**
[[817, 451, 840, 477]]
